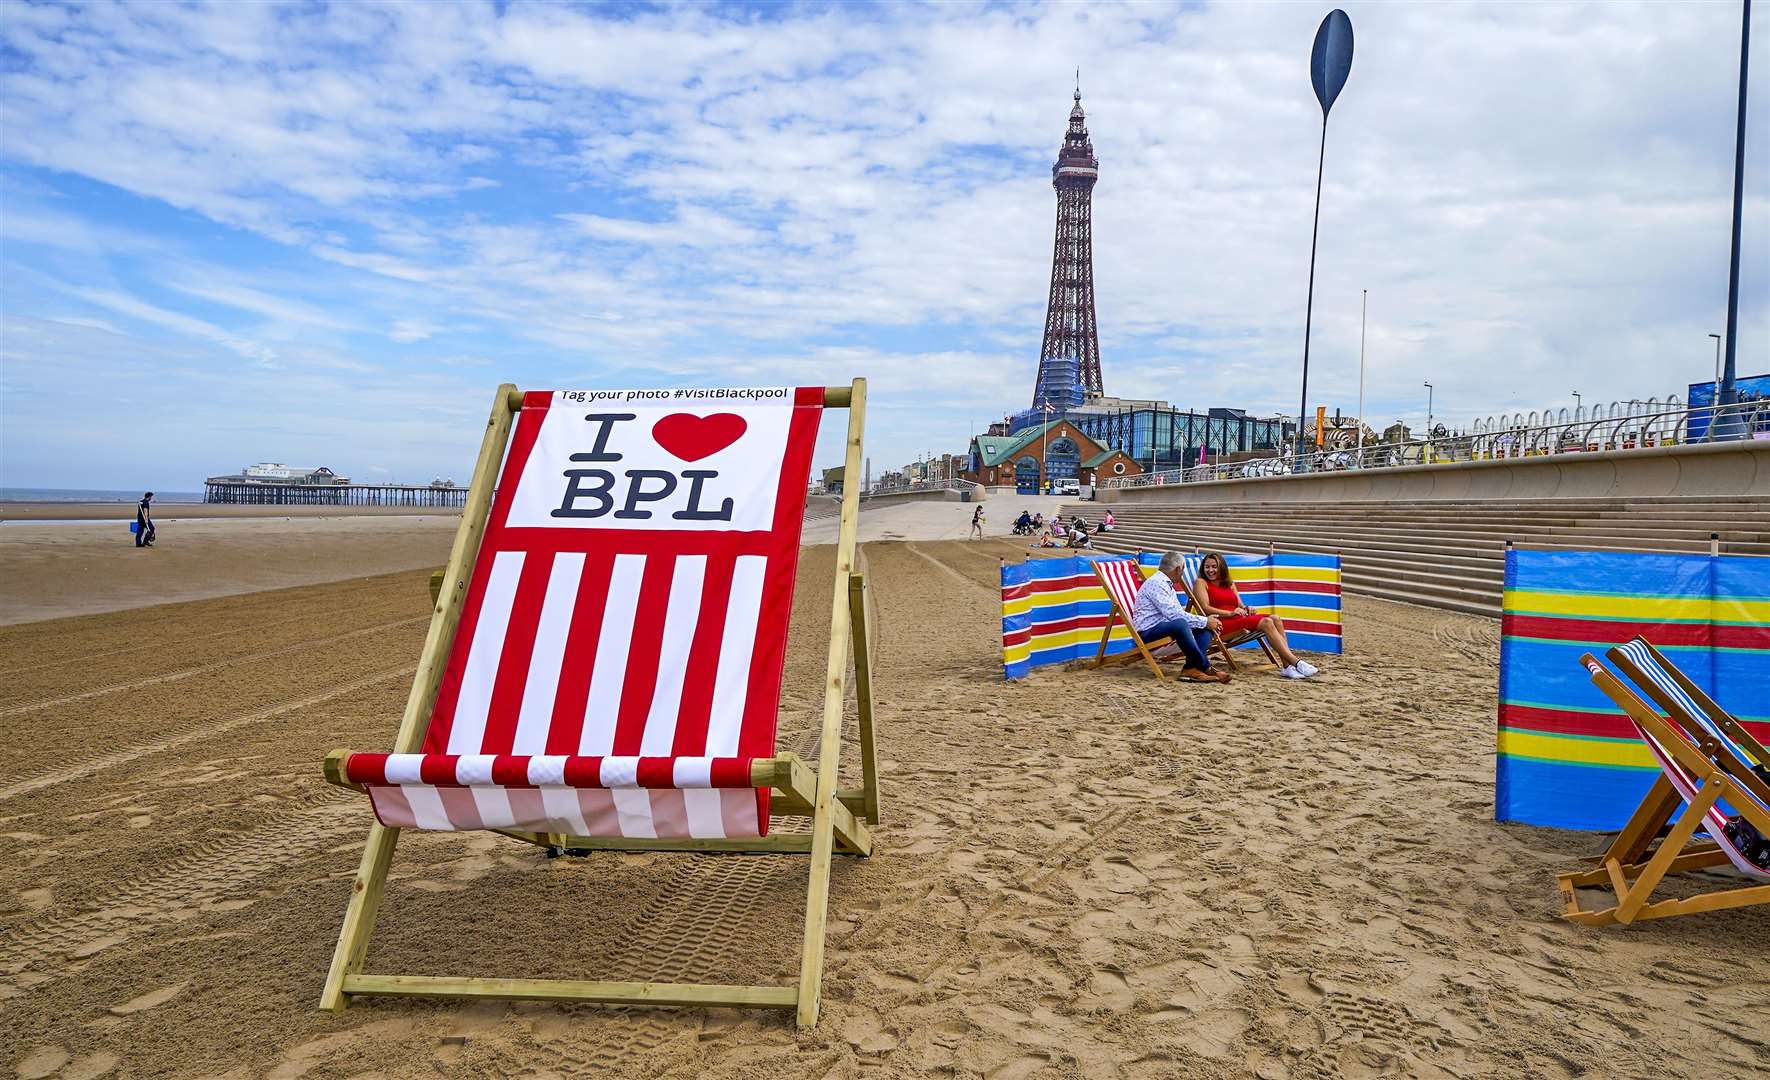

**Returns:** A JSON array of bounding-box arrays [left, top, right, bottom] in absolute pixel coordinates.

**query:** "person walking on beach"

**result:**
[[135, 492, 155, 547], [970, 504, 985, 540]]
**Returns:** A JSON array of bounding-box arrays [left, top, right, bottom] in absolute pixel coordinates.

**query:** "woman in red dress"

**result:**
[[1191, 551, 1318, 679]]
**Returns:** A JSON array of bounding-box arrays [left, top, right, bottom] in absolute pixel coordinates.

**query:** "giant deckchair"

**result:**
[[1092, 557, 1176, 681], [1607, 636, 1770, 809], [319, 381, 879, 1029], [1557, 654, 1770, 926], [1179, 554, 1279, 673]]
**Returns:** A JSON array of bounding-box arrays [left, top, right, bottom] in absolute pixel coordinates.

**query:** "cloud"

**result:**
[[1, 0, 1765, 491], [389, 319, 436, 343]]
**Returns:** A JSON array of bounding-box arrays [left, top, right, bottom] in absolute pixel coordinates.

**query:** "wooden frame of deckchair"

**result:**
[[319, 379, 879, 1029], [1557, 653, 1770, 926], [1606, 637, 1770, 810], [1090, 559, 1174, 681], [1178, 559, 1279, 673]]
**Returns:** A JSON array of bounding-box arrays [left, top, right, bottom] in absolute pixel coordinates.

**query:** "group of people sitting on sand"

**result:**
[[1016, 509, 1115, 549], [1133, 549, 1319, 683]]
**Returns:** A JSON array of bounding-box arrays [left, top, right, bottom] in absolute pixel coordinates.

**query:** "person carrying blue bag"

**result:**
[[133, 491, 155, 548]]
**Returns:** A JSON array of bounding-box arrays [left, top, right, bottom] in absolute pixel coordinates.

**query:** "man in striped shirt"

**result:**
[[1131, 550, 1227, 683]]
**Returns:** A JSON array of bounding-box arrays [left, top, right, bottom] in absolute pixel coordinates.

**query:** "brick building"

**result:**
[[962, 419, 1141, 493]]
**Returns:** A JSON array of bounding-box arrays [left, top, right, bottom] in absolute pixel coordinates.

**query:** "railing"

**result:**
[[862, 477, 979, 496], [1106, 398, 1769, 489]]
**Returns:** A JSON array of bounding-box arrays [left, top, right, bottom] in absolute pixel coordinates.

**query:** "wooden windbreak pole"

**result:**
[[797, 377, 866, 1029], [319, 383, 521, 1012]]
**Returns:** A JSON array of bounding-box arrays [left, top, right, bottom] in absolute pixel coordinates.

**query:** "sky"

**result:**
[[1, 0, 1766, 491]]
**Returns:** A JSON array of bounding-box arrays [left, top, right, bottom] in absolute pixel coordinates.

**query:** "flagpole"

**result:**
[[1356, 288, 1367, 463]]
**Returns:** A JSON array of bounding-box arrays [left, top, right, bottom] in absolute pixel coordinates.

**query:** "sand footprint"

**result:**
[[15, 1046, 68, 1080], [108, 980, 187, 1016]]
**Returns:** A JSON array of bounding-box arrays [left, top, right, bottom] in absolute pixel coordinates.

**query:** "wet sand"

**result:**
[[0, 539, 1765, 1078], [1, 503, 463, 522]]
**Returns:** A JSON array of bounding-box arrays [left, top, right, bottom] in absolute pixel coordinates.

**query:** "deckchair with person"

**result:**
[[319, 381, 880, 1029], [1180, 553, 1280, 673], [1092, 556, 1176, 681], [1556, 653, 1770, 926]]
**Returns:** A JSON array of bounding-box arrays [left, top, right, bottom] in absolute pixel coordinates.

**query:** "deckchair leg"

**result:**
[[797, 377, 867, 1030], [1215, 638, 1239, 673], [795, 796, 838, 1028], [1093, 609, 1117, 668], [1614, 782, 1722, 924], [320, 822, 400, 1011], [848, 572, 880, 825]]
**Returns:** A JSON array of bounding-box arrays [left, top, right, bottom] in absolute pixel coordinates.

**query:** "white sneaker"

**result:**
[[1295, 660, 1319, 677], [1280, 665, 1304, 679]]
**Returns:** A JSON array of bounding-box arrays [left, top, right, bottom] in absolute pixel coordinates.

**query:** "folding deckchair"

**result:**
[[1091, 556, 1176, 681], [1607, 636, 1770, 810], [1179, 554, 1279, 673], [1556, 654, 1770, 926], [319, 381, 879, 1029]]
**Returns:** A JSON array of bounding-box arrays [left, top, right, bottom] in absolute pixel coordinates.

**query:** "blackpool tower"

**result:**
[[1030, 86, 1103, 413]]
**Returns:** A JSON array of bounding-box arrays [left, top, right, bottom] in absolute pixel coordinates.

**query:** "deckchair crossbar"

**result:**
[[341, 974, 797, 1009]]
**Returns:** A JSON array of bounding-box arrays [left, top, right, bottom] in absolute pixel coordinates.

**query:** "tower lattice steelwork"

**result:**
[[1031, 88, 1103, 413]]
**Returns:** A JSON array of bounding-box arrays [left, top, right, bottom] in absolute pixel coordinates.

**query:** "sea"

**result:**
[[0, 487, 207, 504]]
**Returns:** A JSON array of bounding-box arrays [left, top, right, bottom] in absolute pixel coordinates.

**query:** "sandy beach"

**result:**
[[1, 527, 1765, 1078], [0, 517, 459, 625]]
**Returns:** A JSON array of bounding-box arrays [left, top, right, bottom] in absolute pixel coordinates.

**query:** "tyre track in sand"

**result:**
[[0, 599, 411, 679], [0, 787, 362, 983], [0, 664, 415, 803], [0, 615, 427, 719], [525, 727, 832, 1073]]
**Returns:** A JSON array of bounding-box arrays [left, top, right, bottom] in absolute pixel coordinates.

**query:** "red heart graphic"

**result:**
[[652, 412, 748, 462]]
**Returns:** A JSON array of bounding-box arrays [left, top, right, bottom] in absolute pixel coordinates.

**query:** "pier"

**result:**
[[203, 481, 468, 507]]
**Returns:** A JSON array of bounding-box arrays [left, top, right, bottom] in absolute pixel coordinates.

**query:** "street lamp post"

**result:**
[[1424, 381, 1435, 443], [1356, 288, 1368, 463], [1572, 390, 1582, 416], [1709, 332, 1724, 393], [1712, 0, 1753, 440], [1041, 400, 1054, 494]]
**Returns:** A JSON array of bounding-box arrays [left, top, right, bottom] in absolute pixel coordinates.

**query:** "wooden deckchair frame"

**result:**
[[318, 380, 879, 1029], [1606, 637, 1770, 810], [1178, 557, 1279, 673], [1091, 559, 1176, 681], [1557, 653, 1770, 926]]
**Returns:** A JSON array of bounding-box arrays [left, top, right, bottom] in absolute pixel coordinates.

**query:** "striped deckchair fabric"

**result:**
[[1609, 636, 1770, 812], [1558, 654, 1770, 926], [320, 381, 879, 1028], [336, 388, 821, 839]]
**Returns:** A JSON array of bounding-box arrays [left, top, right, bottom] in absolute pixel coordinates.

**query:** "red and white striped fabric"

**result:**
[[1095, 558, 1148, 621], [346, 387, 825, 839]]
